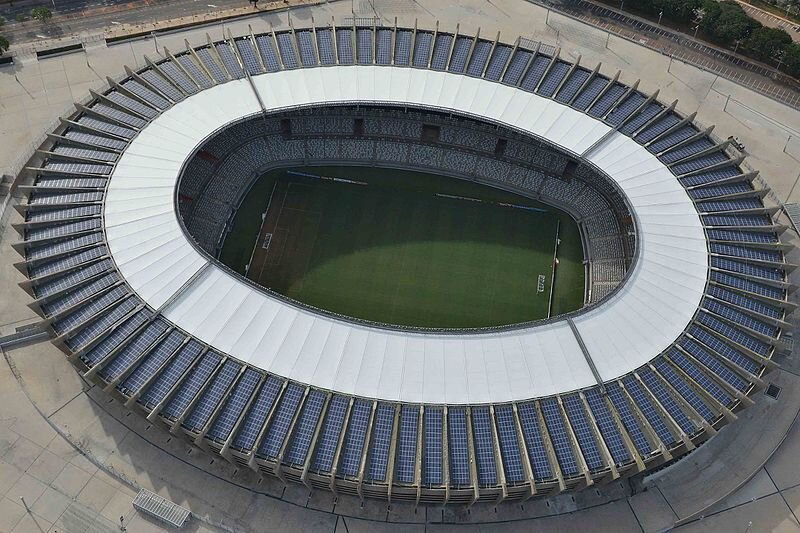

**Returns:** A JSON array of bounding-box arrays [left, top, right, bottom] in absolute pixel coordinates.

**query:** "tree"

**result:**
[[675, 0, 694, 19], [0, 35, 9, 55], [783, 42, 800, 78], [15, 13, 26, 22], [701, 1, 760, 46], [623, 0, 661, 17], [745, 26, 792, 62], [698, 0, 721, 33], [31, 7, 52, 24], [655, 0, 701, 22]]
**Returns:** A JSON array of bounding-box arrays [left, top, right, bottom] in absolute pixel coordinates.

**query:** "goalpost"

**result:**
[[244, 181, 278, 278], [547, 219, 561, 319]]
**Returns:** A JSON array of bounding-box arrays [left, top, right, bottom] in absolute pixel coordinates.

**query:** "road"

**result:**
[[0, 0, 250, 44], [733, 0, 800, 43], [0, 0, 798, 109], [549, 0, 800, 108], [1, 0, 127, 19]]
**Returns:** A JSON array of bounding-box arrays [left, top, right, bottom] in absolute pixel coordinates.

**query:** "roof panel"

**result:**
[[107, 66, 709, 403]]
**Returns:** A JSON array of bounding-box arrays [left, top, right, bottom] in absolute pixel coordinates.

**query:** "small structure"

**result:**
[[132, 489, 191, 529]]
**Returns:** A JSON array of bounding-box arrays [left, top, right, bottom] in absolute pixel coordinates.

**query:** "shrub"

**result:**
[[31, 7, 53, 24], [745, 26, 793, 62]]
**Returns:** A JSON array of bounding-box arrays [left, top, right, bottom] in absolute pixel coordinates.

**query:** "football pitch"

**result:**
[[219, 166, 585, 329]]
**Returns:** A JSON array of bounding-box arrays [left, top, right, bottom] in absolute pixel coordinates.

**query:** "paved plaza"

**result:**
[[1, 0, 800, 531]]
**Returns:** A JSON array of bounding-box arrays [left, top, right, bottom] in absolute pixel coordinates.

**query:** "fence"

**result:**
[[527, 0, 800, 109]]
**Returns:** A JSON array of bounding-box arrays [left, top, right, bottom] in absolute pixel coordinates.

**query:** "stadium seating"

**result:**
[[179, 106, 633, 296], [14, 24, 787, 505]]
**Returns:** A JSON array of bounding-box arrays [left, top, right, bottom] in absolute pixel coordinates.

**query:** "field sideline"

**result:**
[[219, 166, 585, 328]]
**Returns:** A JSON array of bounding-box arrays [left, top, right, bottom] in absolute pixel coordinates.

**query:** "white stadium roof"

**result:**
[[20, 25, 786, 500], [105, 67, 707, 404]]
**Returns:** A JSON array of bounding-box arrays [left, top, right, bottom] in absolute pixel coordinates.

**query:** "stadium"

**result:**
[[8, 18, 793, 514]]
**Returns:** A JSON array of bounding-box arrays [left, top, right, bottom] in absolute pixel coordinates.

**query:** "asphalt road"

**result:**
[[552, 0, 800, 108], [0, 0, 250, 44], [733, 0, 800, 43], [1, 0, 122, 19], [0, 0, 798, 109]]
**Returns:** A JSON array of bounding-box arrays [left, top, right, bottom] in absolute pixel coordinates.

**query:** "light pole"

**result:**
[[734, 39, 742, 55], [691, 6, 706, 39], [658, 10, 663, 25]]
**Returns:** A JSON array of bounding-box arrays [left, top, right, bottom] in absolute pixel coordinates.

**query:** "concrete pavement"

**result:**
[[1, 0, 800, 530]]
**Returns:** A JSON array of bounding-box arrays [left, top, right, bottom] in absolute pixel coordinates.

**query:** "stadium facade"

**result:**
[[13, 24, 792, 504]]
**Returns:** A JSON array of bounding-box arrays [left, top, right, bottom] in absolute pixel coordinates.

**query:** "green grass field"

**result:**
[[219, 166, 585, 328]]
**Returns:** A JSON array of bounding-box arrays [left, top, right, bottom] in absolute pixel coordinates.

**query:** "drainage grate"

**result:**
[[782, 336, 794, 354], [132, 489, 190, 528], [342, 16, 383, 27], [783, 203, 800, 234], [765, 383, 782, 400]]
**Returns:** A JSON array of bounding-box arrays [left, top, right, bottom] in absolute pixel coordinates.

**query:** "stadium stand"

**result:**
[[12, 24, 790, 504], [179, 106, 632, 298]]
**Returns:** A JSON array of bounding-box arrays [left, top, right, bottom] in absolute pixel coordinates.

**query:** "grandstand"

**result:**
[[180, 106, 626, 325], [11, 23, 792, 505]]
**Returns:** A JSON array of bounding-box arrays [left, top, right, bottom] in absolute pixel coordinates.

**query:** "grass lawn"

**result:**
[[220, 166, 585, 328]]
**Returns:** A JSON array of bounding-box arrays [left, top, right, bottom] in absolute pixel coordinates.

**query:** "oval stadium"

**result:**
[[3, 10, 798, 526]]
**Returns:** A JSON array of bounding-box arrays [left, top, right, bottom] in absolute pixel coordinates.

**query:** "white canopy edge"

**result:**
[[104, 67, 708, 404]]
